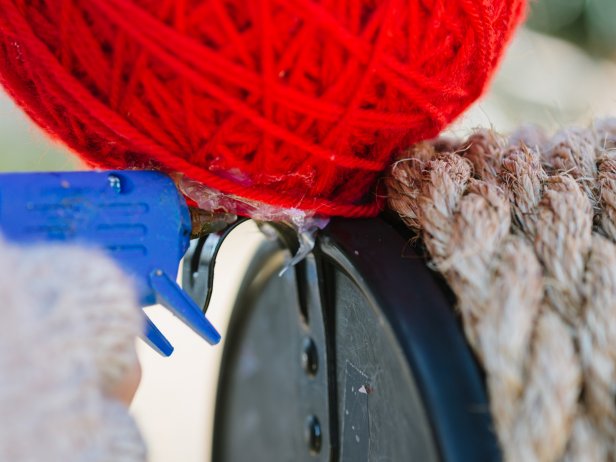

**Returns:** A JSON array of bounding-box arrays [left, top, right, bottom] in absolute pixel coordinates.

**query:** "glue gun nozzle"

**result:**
[[189, 207, 237, 239]]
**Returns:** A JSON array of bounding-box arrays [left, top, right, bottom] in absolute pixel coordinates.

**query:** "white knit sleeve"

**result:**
[[0, 235, 147, 462]]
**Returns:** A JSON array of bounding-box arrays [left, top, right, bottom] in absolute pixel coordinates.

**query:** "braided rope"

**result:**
[[387, 120, 616, 461]]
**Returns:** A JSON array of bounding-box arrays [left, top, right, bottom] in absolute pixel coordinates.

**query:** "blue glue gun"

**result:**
[[0, 170, 222, 356]]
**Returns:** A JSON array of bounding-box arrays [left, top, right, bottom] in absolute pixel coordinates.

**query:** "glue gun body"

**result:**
[[0, 170, 220, 356]]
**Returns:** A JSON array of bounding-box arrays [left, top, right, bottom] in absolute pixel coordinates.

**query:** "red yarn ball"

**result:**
[[0, 0, 525, 217]]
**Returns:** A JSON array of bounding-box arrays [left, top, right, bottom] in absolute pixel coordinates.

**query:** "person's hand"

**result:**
[[107, 354, 142, 406]]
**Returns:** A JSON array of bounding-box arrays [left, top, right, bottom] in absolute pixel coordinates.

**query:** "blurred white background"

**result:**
[[1, 2, 616, 460]]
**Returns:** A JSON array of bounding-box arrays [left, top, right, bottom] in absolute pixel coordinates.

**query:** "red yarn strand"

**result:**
[[90, 0, 386, 171]]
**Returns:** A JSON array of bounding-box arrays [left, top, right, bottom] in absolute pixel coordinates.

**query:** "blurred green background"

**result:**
[[447, 0, 616, 137], [1, 0, 616, 171], [526, 0, 616, 57], [0, 90, 79, 171]]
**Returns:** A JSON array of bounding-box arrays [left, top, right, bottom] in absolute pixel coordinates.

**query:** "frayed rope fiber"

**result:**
[[387, 120, 616, 461], [0, 0, 524, 217]]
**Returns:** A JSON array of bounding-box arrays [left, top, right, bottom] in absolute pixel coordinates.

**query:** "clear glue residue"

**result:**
[[175, 174, 330, 269]]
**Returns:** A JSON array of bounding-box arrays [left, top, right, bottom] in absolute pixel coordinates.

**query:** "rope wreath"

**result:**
[[387, 120, 616, 461]]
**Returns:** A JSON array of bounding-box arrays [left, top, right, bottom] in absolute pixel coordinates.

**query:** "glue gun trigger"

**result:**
[[143, 317, 175, 357], [149, 269, 221, 345]]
